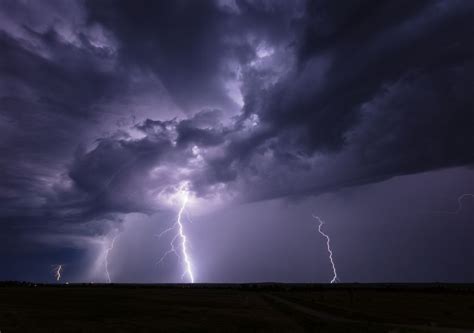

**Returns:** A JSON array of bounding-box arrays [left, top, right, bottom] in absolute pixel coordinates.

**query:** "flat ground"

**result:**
[[0, 283, 473, 332]]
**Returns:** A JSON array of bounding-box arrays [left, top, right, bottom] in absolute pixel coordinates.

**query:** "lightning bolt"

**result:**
[[445, 193, 474, 214], [53, 264, 62, 281], [104, 234, 118, 283], [157, 233, 180, 264], [312, 215, 339, 284], [157, 186, 195, 283]]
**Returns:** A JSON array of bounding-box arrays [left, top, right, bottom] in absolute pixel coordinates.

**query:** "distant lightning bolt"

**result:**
[[53, 264, 62, 281], [444, 193, 474, 214], [157, 185, 195, 283], [312, 215, 339, 284], [104, 234, 118, 283]]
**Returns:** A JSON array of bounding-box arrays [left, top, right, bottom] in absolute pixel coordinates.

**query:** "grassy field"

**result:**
[[0, 283, 473, 332]]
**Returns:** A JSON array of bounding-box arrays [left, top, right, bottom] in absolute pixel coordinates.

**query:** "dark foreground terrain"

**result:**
[[0, 283, 473, 332]]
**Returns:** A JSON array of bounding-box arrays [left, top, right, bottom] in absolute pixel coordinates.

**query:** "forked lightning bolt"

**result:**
[[157, 186, 195, 283], [312, 215, 339, 283], [104, 234, 118, 283]]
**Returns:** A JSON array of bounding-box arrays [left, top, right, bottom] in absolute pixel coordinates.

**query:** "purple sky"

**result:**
[[1, 0, 473, 283]]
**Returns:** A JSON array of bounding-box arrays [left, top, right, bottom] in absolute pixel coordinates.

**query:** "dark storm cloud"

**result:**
[[84, 0, 303, 112], [61, 0, 474, 211], [224, 0, 474, 199], [85, 0, 225, 112], [0, 1, 119, 221], [249, 0, 474, 153], [0, 0, 146, 269], [0, 0, 305, 228]]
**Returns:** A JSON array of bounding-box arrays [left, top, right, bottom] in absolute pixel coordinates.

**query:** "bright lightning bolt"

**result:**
[[177, 191, 194, 283], [53, 264, 62, 281], [104, 234, 118, 283], [312, 215, 339, 284], [157, 185, 195, 283]]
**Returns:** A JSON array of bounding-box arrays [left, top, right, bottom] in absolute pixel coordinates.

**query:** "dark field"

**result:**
[[1, 283, 473, 332]]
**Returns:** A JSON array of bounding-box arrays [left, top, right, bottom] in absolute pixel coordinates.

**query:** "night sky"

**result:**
[[1, 0, 474, 283]]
